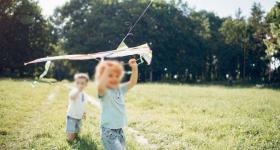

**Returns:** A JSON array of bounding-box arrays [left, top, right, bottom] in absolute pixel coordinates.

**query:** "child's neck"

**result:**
[[107, 85, 119, 89]]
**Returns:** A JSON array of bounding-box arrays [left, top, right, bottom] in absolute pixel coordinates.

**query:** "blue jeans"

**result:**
[[66, 116, 82, 133], [101, 127, 126, 150]]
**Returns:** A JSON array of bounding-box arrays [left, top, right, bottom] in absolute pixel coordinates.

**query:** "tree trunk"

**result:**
[[243, 43, 246, 80], [149, 69, 153, 82]]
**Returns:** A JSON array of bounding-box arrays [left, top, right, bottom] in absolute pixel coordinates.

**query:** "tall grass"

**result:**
[[0, 80, 279, 149]]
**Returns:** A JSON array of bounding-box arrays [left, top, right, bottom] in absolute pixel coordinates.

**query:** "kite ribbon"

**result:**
[[39, 61, 51, 79]]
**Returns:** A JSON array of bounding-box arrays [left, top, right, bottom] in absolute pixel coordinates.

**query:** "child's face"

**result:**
[[75, 78, 88, 90], [107, 71, 121, 89]]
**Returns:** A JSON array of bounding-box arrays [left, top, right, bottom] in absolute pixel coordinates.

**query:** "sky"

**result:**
[[187, 0, 276, 17], [38, 0, 69, 16], [38, 0, 277, 17]]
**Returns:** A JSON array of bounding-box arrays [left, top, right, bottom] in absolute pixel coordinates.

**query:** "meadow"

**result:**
[[0, 79, 280, 150]]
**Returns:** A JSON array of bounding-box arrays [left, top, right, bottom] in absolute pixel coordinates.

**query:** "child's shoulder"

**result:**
[[119, 83, 128, 94]]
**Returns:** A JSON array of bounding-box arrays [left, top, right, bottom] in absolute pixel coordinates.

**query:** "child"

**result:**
[[66, 73, 91, 142], [95, 59, 138, 150]]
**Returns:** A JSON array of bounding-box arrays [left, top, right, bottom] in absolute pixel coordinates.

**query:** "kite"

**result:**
[[25, 0, 153, 79], [24, 43, 152, 79], [25, 43, 152, 66]]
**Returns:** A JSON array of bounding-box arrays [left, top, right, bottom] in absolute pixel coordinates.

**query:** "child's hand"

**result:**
[[127, 58, 138, 89], [77, 87, 83, 92], [128, 59, 138, 69], [82, 112, 86, 120]]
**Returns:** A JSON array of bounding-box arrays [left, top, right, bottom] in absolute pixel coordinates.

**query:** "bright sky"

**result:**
[[187, 0, 276, 17], [38, 0, 277, 17], [38, 0, 69, 16]]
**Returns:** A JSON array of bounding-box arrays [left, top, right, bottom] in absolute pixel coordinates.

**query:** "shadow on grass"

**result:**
[[70, 135, 99, 150]]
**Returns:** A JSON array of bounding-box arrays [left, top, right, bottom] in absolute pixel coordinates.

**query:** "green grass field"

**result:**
[[0, 79, 280, 150]]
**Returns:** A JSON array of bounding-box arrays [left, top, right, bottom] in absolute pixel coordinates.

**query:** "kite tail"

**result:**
[[39, 61, 52, 79], [31, 61, 53, 87]]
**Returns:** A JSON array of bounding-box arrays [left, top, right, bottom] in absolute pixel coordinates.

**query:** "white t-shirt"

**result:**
[[67, 89, 88, 119]]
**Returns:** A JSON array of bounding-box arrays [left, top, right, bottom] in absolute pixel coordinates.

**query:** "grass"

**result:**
[[0, 79, 280, 149]]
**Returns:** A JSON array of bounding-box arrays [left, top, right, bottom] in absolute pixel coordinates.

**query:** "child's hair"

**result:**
[[95, 60, 124, 81], [74, 73, 89, 82]]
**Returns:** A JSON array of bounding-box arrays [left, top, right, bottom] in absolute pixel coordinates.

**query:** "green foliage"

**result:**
[[246, 2, 267, 80], [264, 2, 280, 81], [265, 2, 280, 56], [219, 3, 270, 81], [220, 18, 247, 45], [219, 17, 247, 79], [52, 0, 225, 81], [51, 0, 273, 82], [0, 0, 55, 77], [1, 0, 279, 83]]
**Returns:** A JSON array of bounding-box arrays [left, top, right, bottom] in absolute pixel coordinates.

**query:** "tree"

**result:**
[[0, 0, 274, 83], [53, 0, 203, 81], [264, 2, 280, 82], [247, 2, 267, 81], [219, 17, 248, 80], [0, 0, 54, 77], [265, 2, 280, 56], [189, 10, 225, 81]]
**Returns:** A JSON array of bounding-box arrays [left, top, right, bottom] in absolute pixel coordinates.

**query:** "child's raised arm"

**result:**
[[85, 94, 101, 109], [97, 66, 110, 96], [127, 59, 138, 90]]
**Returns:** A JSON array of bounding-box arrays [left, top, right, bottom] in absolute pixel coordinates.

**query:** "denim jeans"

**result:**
[[66, 116, 82, 133], [101, 127, 126, 150]]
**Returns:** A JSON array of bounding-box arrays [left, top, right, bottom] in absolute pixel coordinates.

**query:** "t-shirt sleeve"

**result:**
[[120, 83, 128, 94]]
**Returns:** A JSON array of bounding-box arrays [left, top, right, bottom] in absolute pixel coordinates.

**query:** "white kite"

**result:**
[[24, 43, 152, 65], [25, 43, 152, 79]]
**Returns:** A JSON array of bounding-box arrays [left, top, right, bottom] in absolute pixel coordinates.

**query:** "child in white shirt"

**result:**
[[66, 73, 91, 142]]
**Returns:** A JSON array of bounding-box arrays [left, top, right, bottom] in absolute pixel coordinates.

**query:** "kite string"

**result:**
[[119, 0, 153, 45]]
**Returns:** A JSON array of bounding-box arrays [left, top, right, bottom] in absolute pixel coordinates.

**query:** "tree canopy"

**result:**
[[0, 0, 55, 77], [0, 0, 279, 83]]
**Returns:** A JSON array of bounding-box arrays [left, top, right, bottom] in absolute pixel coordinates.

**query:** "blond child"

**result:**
[[66, 73, 92, 142], [95, 59, 138, 150]]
